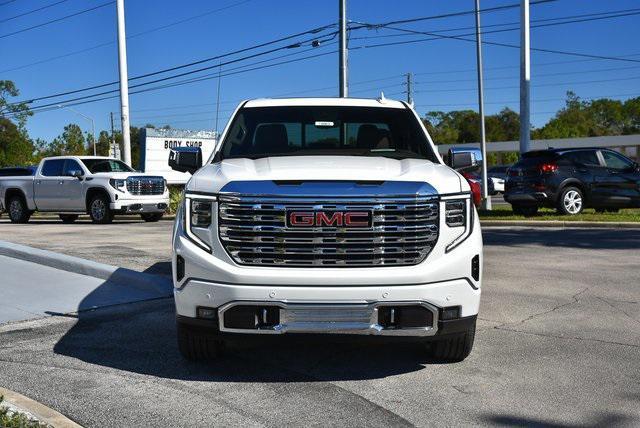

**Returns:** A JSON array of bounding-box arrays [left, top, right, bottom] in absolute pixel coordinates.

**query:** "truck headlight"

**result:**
[[184, 193, 216, 252], [109, 178, 126, 192], [444, 196, 474, 253]]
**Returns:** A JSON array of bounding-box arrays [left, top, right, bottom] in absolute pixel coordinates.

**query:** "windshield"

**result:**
[[81, 159, 134, 173], [218, 106, 438, 162]]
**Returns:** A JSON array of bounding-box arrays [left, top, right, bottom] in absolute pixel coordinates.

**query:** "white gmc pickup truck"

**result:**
[[169, 98, 482, 362], [0, 156, 169, 224]]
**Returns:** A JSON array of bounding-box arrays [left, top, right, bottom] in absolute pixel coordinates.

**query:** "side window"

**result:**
[[602, 151, 634, 171], [63, 160, 83, 176], [566, 151, 600, 167], [41, 159, 64, 176]]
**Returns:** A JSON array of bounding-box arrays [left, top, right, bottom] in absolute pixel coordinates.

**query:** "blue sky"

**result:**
[[2, 0, 640, 142]]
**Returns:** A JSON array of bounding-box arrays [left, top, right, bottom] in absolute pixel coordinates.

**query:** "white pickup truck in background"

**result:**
[[0, 156, 169, 224]]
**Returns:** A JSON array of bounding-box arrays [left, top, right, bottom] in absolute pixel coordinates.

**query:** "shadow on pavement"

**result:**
[[52, 265, 436, 383], [483, 228, 640, 250], [481, 413, 636, 427]]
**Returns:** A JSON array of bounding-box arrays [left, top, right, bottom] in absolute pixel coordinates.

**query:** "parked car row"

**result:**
[[504, 147, 640, 216], [0, 156, 170, 223], [443, 147, 639, 216]]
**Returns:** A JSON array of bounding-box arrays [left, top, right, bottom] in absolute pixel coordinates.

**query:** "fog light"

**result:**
[[441, 306, 461, 320], [197, 307, 217, 320], [472, 254, 480, 281]]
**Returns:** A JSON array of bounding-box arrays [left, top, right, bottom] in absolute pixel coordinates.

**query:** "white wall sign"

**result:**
[[140, 128, 217, 184]]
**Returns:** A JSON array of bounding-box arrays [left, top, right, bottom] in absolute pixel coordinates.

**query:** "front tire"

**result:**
[[557, 186, 584, 215], [8, 196, 31, 223], [430, 320, 476, 362], [59, 214, 79, 223], [177, 323, 223, 361], [141, 213, 163, 222], [88, 194, 113, 224]]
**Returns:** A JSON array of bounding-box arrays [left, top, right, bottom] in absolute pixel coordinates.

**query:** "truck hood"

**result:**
[[187, 156, 466, 195], [91, 172, 164, 179]]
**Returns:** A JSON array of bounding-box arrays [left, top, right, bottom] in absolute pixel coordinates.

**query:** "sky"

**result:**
[[2, 0, 640, 142]]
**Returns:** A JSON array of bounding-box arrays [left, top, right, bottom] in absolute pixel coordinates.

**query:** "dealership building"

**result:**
[[139, 128, 217, 184]]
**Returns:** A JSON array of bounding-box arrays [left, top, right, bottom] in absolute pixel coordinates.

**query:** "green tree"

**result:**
[[0, 80, 32, 129], [96, 130, 112, 157], [42, 123, 86, 157], [0, 118, 34, 167]]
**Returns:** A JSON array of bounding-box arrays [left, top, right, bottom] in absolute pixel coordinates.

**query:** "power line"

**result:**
[[411, 75, 640, 94], [7, 0, 550, 102], [12, 25, 336, 105], [0, 0, 18, 6], [0, 0, 71, 24], [4, 48, 337, 117], [350, 7, 640, 42], [0, 1, 114, 40], [348, 0, 557, 31], [351, 11, 640, 64], [10, 2, 640, 114], [0, 0, 255, 74]]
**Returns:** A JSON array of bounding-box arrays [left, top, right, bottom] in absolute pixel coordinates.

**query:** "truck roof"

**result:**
[[242, 97, 408, 109]]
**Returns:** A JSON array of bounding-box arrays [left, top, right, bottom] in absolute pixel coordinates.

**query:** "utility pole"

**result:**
[[338, 0, 348, 97], [405, 72, 413, 105], [215, 63, 222, 138], [116, 0, 132, 166], [475, 0, 491, 210], [520, 0, 531, 155], [110, 112, 116, 159]]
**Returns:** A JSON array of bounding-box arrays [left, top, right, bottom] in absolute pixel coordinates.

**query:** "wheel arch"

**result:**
[[556, 179, 588, 205], [4, 187, 28, 209], [85, 186, 112, 212]]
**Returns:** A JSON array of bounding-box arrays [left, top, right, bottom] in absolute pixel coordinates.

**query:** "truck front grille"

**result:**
[[218, 196, 439, 267], [126, 176, 165, 195]]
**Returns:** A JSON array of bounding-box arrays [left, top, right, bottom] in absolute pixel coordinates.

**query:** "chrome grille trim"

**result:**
[[126, 176, 165, 195], [218, 195, 439, 267]]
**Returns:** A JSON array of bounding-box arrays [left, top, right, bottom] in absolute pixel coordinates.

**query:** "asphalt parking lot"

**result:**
[[0, 219, 639, 427]]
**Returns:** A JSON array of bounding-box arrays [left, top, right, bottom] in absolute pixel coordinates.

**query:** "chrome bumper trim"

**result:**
[[217, 300, 439, 336]]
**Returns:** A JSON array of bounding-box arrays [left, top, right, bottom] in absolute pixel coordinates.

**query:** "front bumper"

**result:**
[[174, 277, 480, 336], [110, 196, 169, 213]]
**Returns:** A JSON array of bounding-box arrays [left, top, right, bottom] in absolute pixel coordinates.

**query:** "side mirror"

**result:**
[[447, 147, 481, 172], [70, 170, 84, 179], [169, 147, 202, 174]]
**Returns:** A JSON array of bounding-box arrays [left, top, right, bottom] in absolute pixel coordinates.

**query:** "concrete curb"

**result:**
[[0, 240, 172, 295], [0, 387, 83, 428], [481, 220, 640, 228]]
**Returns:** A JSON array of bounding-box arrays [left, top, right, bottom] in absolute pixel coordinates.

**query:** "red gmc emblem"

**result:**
[[286, 211, 373, 228]]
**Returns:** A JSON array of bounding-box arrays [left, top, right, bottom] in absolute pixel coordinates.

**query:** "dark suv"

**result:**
[[504, 148, 640, 216]]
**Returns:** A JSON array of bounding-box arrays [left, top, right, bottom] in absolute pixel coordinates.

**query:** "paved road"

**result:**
[[0, 226, 639, 427]]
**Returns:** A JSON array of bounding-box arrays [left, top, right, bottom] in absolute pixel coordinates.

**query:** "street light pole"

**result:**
[[475, 0, 491, 210], [116, 0, 132, 166], [520, 0, 531, 155], [338, 0, 348, 97], [57, 105, 96, 156]]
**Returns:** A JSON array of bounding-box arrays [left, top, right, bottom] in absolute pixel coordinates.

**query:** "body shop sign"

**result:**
[[140, 128, 217, 184]]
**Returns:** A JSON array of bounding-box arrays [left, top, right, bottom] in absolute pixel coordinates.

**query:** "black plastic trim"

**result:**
[[436, 315, 477, 336]]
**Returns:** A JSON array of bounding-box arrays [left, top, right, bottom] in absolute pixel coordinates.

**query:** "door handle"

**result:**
[[36, 180, 41, 185]]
